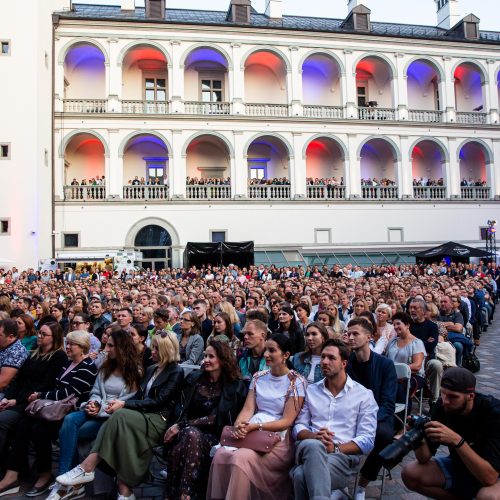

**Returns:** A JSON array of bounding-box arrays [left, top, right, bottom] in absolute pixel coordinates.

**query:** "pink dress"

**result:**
[[207, 370, 305, 500]]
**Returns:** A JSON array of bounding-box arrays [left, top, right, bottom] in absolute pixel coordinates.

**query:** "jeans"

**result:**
[[452, 342, 464, 366], [58, 410, 106, 475]]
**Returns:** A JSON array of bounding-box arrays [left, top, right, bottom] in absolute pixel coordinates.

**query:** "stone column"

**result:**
[[347, 134, 360, 198], [344, 50, 357, 119], [170, 41, 185, 114], [493, 139, 500, 199], [292, 132, 306, 198], [447, 137, 460, 198], [233, 131, 247, 198], [395, 53, 408, 121], [487, 59, 499, 125], [171, 130, 186, 198], [108, 129, 121, 197], [289, 46, 303, 117], [443, 56, 456, 123], [399, 136, 412, 198], [106, 38, 121, 112], [231, 43, 245, 115]]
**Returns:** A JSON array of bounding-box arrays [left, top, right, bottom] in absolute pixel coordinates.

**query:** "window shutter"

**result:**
[[146, 0, 164, 19], [465, 23, 478, 39], [234, 5, 248, 23], [356, 14, 369, 31]]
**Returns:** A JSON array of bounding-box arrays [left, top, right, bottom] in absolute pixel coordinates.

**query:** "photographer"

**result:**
[[402, 367, 500, 499]]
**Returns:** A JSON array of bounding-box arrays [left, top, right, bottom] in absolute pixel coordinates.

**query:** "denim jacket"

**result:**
[[291, 352, 323, 383]]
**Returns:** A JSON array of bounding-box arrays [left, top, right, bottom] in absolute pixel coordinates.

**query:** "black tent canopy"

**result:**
[[184, 241, 254, 269], [415, 241, 490, 263]]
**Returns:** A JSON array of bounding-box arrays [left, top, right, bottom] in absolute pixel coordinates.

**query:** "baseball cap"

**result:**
[[441, 367, 476, 394]]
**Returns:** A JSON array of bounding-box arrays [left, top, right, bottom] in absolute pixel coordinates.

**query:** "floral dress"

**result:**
[[165, 374, 222, 500]]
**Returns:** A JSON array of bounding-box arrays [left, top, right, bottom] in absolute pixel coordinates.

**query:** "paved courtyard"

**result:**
[[8, 318, 499, 499]]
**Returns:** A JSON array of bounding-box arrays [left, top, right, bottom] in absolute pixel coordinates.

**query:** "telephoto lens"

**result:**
[[379, 416, 431, 470]]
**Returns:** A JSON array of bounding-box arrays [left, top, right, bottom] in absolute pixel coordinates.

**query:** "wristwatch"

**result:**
[[333, 442, 341, 454]]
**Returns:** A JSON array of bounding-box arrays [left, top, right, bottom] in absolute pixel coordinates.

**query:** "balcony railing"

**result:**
[[461, 186, 491, 199], [122, 100, 170, 114], [303, 105, 344, 119], [455, 112, 488, 124], [64, 185, 106, 201], [63, 99, 107, 113], [184, 101, 231, 115], [186, 184, 231, 200], [123, 185, 169, 200], [408, 109, 443, 123], [413, 186, 447, 199], [361, 185, 399, 200], [245, 103, 290, 117], [307, 185, 346, 200], [248, 185, 291, 200], [357, 107, 396, 120]]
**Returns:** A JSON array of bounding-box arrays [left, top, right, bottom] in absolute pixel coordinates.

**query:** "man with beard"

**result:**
[[402, 368, 500, 499]]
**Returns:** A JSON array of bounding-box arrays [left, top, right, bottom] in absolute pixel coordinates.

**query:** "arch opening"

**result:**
[[459, 141, 489, 187], [302, 54, 342, 106], [64, 43, 106, 100], [355, 56, 394, 109], [247, 135, 290, 184], [454, 62, 485, 113], [407, 59, 441, 111], [244, 50, 287, 104], [186, 134, 231, 184], [134, 224, 172, 271], [411, 140, 446, 198]]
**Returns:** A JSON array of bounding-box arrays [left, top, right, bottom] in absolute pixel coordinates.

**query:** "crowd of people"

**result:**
[[306, 177, 344, 186], [460, 178, 488, 187], [0, 260, 498, 500], [69, 178, 105, 187], [186, 177, 230, 186], [412, 178, 445, 187], [248, 178, 290, 186], [360, 178, 397, 187]]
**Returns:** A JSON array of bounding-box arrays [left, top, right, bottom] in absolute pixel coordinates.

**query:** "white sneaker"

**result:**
[[46, 482, 63, 500], [330, 488, 349, 500], [62, 485, 86, 500], [354, 486, 366, 500], [56, 465, 95, 487], [117, 495, 136, 500]]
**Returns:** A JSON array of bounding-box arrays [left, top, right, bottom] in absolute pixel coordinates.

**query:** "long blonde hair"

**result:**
[[219, 301, 240, 326]]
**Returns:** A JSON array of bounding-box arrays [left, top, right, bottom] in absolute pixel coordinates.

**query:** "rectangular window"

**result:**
[[63, 233, 79, 248], [357, 83, 367, 107], [144, 78, 167, 101], [0, 219, 10, 235], [480, 227, 489, 240], [250, 167, 265, 180], [211, 231, 226, 243], [1, 41, 9, 55], [201, 79, 223, 103], [315, 229, 331, 244], [0, 144, 9, 159], [388, 228, 404, 243]]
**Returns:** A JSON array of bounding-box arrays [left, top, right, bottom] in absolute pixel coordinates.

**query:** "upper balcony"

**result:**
[[58, 42, 500, 125]]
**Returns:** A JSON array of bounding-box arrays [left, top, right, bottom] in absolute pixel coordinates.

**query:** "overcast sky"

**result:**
[[87, 0, 500, 30]]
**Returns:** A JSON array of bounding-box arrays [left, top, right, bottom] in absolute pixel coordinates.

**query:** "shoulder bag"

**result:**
[[220, 425, 281, 453], [25, 394, 78, 421]]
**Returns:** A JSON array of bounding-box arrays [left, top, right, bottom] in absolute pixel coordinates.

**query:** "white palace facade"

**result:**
[[2, 0, 500, 269]]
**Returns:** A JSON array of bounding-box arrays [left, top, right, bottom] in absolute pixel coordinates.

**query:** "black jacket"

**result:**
[[125, 363, 184, 419], [173, 370, 248, 438]]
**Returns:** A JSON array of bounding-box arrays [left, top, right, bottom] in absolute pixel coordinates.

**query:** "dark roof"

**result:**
[[55, 4, 500, 44]]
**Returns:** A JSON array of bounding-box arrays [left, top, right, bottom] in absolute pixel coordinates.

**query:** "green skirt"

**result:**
[[91, 408, 166, 488]]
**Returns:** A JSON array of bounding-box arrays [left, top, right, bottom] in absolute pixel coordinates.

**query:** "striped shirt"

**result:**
[[39, 357, 97, 403]]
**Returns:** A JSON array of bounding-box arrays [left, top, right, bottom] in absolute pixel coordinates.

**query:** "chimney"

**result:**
[[435, 0, 460, 29], [121, 0, 134, 11], [347, 0, 372, 13], [265, 0, 282, 19], [145, 0, 166, 20], [447, 13, 480, 40], [227, 0, 251, 24]]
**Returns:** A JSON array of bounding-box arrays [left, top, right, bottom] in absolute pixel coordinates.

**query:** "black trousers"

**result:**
[[7, 415, 61, 474], [360, 418, 394, 482]]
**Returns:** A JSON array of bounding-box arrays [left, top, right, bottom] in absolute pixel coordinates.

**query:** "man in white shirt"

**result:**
[[291, 339, 378, 500]]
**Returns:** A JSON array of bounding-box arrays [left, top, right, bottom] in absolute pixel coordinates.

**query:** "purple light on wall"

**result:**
[[185, 48, 228, 68], [127, 135, 167, 150], [65, 44, 105, 69], [407, 60, 437, 86]]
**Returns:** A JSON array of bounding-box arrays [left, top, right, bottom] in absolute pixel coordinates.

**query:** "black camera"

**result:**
[[379, 415, 431, 470]]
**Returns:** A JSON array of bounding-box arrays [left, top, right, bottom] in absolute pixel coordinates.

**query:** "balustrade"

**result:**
[[184, 101, 231, 115], [307, 185, 346, 200], [357, 107, 396, 120], [122, 100, 170, 114], [303, 106, 344, 119], [248, 185, 291, 199], [63, 99, 107, 113], [64, 185, 106, 200], [408, 109, 443, 123], [413, 186, 447, 199], [245, 103, 290, 117], [455, 112, 487, 124], [123, 185, 169, 200], [460, 186, 491, 199], [361, 185, 399, 200], [186, 184, 231, 200]]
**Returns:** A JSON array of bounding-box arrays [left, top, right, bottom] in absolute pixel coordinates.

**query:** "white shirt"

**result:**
[[293, 375, 378, 455]]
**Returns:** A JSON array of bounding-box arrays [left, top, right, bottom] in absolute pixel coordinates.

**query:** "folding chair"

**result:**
[[393, 362, 411, 431]]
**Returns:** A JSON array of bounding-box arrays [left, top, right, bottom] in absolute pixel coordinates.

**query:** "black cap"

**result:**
[[441, 367, 476, 394]]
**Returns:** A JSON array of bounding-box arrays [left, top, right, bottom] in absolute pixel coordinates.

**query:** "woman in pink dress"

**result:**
[[207, 333, 305, 500]]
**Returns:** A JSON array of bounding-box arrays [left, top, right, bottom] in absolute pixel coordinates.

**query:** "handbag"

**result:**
[[25, 394, 78, 421], [220, 425, 281, 453], [461, 347, 480, 373]]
